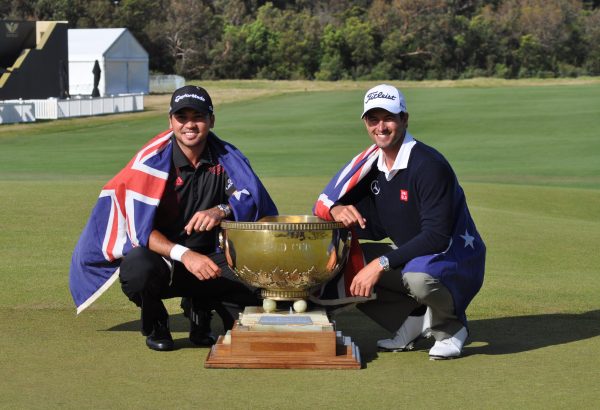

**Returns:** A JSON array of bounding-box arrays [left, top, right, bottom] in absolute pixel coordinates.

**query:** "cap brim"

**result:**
[[169, 104, 212, 115], [361, 106, 402, 118]]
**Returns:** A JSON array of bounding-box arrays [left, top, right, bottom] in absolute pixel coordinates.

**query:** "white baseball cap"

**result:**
[[361, 84, 407, 118]]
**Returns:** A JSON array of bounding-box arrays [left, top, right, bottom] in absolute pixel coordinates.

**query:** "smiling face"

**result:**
[[169, 108, 215, 152], [363, 108, 409, 154]]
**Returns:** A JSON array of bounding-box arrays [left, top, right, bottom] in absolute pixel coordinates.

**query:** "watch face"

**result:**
[[218, 204, 230, 216], [379, 256, 390, 271]]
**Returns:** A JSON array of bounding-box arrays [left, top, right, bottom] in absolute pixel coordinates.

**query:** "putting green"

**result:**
[[1, 80, 599, 408]]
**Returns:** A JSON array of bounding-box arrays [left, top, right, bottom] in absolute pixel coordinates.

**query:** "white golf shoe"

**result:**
[[428, 326, 468, 360], [377, 315, 425, 352]]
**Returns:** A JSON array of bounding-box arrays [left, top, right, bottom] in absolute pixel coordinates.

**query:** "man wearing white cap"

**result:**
[[314, 84, 486, 359]]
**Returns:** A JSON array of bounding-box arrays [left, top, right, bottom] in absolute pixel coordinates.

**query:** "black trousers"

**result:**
[[119, 247, 260, 335]]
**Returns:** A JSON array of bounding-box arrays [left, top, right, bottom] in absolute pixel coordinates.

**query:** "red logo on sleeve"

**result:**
[[208, 164, 224, 175], [400, 189, 409, 202]]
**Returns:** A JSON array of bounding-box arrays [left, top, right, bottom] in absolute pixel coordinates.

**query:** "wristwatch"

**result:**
[[378, 255, 391, 272], [216, 204, 232, 218]]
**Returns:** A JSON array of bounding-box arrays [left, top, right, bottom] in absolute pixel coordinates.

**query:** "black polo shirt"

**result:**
[[154, 136, 236, 253]]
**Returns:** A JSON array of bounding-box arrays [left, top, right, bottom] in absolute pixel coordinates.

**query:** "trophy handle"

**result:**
[[327, 229, 353, 274], [340, 229, 352, 266], [219, 230, 235, 268]]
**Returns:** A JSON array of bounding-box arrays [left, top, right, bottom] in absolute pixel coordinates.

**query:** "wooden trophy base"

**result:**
[[205, 307, 361, 370]]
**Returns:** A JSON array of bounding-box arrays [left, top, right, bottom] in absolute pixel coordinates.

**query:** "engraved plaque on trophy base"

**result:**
[[205, 307, 361, 370]]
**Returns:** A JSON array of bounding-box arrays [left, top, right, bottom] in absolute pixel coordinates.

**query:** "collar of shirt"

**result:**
[[376, 132, 417, 181], [171, 136, 216, 169]]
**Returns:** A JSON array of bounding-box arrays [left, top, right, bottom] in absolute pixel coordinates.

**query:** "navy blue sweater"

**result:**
[[338, 141, 461, 269]]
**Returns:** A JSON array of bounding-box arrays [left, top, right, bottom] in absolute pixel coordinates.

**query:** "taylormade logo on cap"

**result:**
[[361, 84, 407, 118], [174, 93, 206, 103], [169, 85, 213, 115]]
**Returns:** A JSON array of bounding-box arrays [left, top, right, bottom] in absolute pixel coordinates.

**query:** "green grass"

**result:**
[[1, 80, 599, 408]]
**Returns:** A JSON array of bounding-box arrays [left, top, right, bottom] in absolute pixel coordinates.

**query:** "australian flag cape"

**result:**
[[69, 130, 278, 314], [312, 142, 485, 324]]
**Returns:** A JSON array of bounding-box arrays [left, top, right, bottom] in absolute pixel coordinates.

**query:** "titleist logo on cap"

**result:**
[[360, 84, 406, 117], [174, 93, 206, 103], [365, 91, 397, 103]]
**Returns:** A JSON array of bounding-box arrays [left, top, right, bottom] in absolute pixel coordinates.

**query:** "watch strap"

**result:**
[[379, 255, 390, 272], [217, 203, 231, 218]]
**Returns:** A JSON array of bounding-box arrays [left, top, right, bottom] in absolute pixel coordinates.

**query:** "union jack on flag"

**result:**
[[69, 130, 277, 314], [311, 144, 381, 305], [313, 144, 379, 220]]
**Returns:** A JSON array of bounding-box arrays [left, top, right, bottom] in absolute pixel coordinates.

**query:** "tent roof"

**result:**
[[68, 28, 148, 62]]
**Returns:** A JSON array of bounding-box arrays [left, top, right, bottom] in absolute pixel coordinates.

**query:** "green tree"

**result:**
[[1, 0, 36, 19], [315, 7, 377, 80], [245, 19, 276, 76], [368, 0, 462, 79], [462, 12, 503, 77], [582, 8, 600, 74], [211, 23, 254, 78], [1, 0, 597, 80], [213, 3, 322, 79], [163, 0, 222, 78], [30, 0, 86, 26], [255, 4, 322, 79], [340, 16, 377, 79], [483, 0, 585, 77], [316, 24, 345, 80]]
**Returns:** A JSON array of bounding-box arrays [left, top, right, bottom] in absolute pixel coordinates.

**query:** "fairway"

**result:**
[[1, 80, 599, 408]]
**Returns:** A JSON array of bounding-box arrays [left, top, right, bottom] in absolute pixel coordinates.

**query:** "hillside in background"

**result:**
[[2, 0, 599, 81]]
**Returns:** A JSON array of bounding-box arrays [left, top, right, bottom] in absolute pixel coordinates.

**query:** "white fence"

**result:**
[[0, 94, 145, 124]]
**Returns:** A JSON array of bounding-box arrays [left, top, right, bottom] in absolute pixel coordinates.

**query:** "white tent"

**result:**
[[68, 28, 149, 96]]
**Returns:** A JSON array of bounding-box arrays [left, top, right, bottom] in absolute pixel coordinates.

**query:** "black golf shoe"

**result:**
[[145, 321, 174, 351]]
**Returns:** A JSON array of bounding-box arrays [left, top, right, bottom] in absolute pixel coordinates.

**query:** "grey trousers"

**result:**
[[357, 242, 464, 340]]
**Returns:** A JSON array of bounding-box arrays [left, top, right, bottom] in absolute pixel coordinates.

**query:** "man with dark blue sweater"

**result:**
[[314, 84, 485, 359]]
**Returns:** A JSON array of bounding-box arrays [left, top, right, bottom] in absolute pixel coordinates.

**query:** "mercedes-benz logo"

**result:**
[[370, 180, 380, 195]]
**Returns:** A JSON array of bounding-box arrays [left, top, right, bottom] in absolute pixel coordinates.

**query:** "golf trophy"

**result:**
[[205, 216, 361, 369]]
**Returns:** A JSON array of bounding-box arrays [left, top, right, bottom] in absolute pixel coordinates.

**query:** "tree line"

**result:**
[[3, 0, 600, 80]]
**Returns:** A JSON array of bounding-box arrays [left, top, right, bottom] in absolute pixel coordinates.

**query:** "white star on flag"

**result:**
[[460, 230, 475, 249], [232, 189, 250, 200]]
